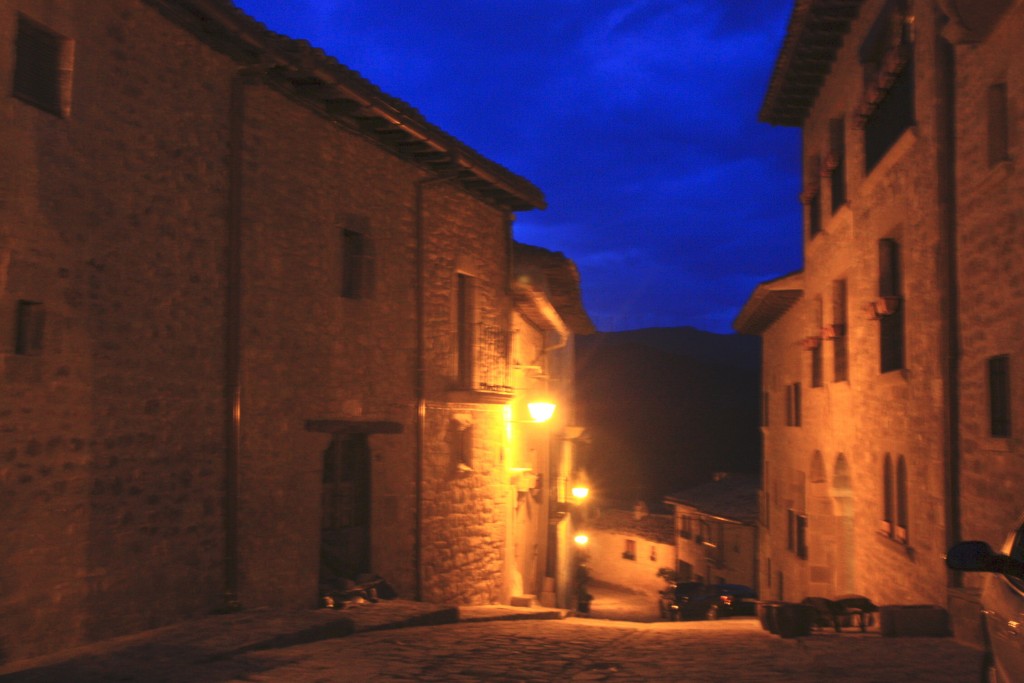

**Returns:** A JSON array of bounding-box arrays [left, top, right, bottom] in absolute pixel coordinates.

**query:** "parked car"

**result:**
[[658, 582, 758, 621], [946, 514, 1024, 683]]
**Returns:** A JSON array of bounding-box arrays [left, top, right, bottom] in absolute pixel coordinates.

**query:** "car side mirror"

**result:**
[[946, 541, 1000, 572], [947, 540, 1024, 580]]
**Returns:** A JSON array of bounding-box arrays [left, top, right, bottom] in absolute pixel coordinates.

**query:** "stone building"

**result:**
[[585, 506, 676, 597], [0, 0, 590, 663], [505, 242, 594, 608], [737, 0, 1024, 643], [664, 473, 759, 589]]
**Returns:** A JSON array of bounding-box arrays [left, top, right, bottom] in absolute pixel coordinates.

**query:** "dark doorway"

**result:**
[[320, 434, 371, 585]]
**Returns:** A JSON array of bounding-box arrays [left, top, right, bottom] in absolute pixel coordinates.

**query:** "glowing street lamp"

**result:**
[[574, 533, 589, 546], [526, 400, 556, 423], [571, 485, 590, 502]]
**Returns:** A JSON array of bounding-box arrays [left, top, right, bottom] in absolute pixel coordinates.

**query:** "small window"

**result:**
[[879, 239, 904, 373], [895, 456, 908, 544], [787, 510, 808, 559], [455, 274, 476, 389], [15, 300, 45, 355], [450, 418, 474, 473], [623, 539, 636, 561], [988, 83, 1009, 167], [802, 156, 821, 239], [810, 451, 827, 484], [989, 355, 1011, 438], [13, 15, 73, 117], [679, 516, 693, 540], [882, 454, 894, 535], [828, 118, 847, 213], [808, 190, 822, 239], [786, 383, 802, 427], [832, 280, 849, 382], [811, 297, 823, 388], [344, 224, 376, 299]]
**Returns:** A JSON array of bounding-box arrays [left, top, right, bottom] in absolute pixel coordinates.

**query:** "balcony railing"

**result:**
[[475, 323, 513, 394]]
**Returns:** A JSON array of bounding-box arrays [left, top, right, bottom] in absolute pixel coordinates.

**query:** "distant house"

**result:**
[[585, 506, 675, 595], [664, 474, 759, 589]]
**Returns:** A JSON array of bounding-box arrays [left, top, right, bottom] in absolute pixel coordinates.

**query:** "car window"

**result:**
[[1007, 525, 1024, 591]]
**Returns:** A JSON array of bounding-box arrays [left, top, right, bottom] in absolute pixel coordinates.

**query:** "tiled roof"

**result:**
[[146, 0, 545, 211], [513, 242, 596, 335], [665, 474, 761, 525], [587, 509, 675, 546]]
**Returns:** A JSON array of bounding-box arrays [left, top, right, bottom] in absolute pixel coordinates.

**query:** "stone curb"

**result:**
[[0, 600, 564, 680]]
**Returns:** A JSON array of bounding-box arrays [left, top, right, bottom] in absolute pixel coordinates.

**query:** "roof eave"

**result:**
[[146, 0, 545, 212], [733, 270, 804, 335], [760, 0, 865, 127]]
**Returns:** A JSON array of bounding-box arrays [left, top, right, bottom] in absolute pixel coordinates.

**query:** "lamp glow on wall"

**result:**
[[526, 400, 556, 423]]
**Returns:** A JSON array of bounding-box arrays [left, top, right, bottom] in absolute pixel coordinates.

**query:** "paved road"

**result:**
[[217, 618, 979, 682]]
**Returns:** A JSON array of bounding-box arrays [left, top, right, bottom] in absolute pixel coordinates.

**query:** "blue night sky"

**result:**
[[232, 0, 804, 334]]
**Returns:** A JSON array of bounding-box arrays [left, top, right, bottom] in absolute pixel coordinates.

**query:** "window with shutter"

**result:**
[[13, 15, 72, 117]]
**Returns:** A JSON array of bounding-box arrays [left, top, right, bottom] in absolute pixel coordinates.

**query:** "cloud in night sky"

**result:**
[[232, 0, 804, 333]]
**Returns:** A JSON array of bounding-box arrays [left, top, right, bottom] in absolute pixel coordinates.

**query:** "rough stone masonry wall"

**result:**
[[759, 292, 811, 601], [231, 83, 422, 608], [786, 0, 950, 608], [0, 0, 235, 661], [419, 184, 513, 604], [953, 1, 1024, 558]]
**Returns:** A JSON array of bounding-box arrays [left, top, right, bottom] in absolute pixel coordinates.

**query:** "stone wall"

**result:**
[[0, 0, 527, 662], [1, 0, 235, 661], [759, 0, 956, 608], [230, 77, 425, 610], [954, 0, 1024, 556], [418, 183, 514, 604]]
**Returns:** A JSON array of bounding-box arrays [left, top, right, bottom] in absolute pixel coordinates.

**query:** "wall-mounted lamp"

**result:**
[[574, 533, 589, 546], [571, 485, 590, 502], [526, 400, 556, 423]]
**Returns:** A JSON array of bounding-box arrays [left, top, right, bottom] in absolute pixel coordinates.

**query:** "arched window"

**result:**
[[810, 450, 827, 484], [833, 453, 851, 491], [896, 456, 908, 543]]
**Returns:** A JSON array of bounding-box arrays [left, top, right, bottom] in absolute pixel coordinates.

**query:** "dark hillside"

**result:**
[[575, 327, 761, 508]]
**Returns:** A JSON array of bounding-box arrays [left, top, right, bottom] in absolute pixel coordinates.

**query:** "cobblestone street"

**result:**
[[233, 618, 981, 683], [0, 593, 985, 683]]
